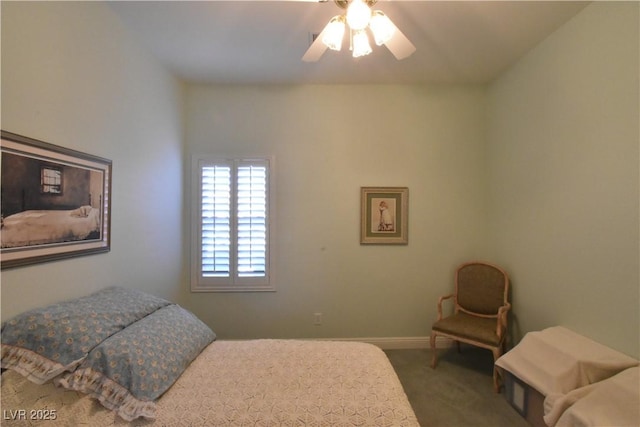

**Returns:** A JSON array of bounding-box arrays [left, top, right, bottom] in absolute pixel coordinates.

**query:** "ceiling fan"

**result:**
[[302, 0, 416, 62]]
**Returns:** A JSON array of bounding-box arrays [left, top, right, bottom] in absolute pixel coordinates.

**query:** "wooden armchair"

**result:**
[[430, 261, 510, 392]]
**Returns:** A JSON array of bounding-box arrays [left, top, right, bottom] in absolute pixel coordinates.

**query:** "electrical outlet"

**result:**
[[313, 312, 322, 326]]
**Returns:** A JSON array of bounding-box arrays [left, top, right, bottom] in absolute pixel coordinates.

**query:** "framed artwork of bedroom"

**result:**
[[1, 131, 112, 269], [360, 187, 408, 245]]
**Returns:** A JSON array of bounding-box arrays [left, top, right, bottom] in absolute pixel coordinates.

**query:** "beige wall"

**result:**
[[182, 84, 488, 339], [487, 2, 639, 357], [1, 2, 184, 320]]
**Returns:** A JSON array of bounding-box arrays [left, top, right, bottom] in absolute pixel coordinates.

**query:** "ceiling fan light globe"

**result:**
[[322, 16, 346, 51], [369, 11, 395, 46], [351, 30, 372, 58], [346, 0, 371, 31]]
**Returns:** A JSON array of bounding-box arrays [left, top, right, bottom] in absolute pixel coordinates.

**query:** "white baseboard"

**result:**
[[325, 336, 454, 350]]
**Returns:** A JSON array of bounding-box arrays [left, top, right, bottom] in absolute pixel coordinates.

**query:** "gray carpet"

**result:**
[[385, 346, 530, 427]]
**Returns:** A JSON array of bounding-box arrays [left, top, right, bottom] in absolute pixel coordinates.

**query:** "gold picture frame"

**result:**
[[360, 187, 408, 245]]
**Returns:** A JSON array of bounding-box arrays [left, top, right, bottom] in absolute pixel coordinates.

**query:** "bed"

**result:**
[[495, 326, 639, 427], [1, 287, 419, 426], [1, 206, 100, 248]]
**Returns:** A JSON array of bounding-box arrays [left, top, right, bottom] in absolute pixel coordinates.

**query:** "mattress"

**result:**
[[1, 339, 419, 426]]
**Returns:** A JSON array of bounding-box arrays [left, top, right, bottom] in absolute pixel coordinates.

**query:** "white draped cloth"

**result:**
[[495, 326, 638, 427]]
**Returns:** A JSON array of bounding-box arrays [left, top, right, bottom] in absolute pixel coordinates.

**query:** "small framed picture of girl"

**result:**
[[360, 187, 408, 245]]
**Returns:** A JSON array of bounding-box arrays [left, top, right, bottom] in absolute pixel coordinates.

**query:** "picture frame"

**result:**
[[360, 186, 408, 245], [1, 131, 112, 269]]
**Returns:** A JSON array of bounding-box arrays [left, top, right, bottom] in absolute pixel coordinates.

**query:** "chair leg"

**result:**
[[430, 331, 437, 368], [492, 369, 500, 393], [492, 347, 502, 393]]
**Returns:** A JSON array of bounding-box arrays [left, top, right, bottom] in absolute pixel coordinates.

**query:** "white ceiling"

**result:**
[[108, 1, 590, 85]]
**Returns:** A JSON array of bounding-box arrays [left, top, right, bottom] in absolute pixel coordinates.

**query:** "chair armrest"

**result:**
[[496, 302, 511, 337], [436, 294, 455, 321]]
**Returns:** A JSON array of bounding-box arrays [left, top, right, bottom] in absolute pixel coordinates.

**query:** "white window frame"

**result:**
[[191, 155, 275, 292]]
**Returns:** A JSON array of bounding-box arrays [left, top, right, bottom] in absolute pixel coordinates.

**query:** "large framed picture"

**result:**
[[360, 187, 408, 245], [1, 131, 112, 269]]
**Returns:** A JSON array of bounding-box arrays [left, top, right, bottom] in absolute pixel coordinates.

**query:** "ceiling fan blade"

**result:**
[[302, 24, 330, 62], [383, 19, 416, 60]]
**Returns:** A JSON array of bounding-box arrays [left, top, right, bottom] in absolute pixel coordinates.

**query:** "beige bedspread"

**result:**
[[1, 339, 419, 426], [1, 207, 100, 248]]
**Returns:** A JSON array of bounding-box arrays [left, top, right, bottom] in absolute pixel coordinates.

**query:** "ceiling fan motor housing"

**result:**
[[335, 0, 378, 10]]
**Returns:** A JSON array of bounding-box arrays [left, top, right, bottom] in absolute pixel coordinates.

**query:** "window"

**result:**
[[41, 166, 62, 194], [191, 156, 274, 292]]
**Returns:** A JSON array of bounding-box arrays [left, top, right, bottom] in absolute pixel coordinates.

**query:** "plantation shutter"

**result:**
[[201, 165, 231, 277], [194, 157, 272, 291], [237, 164, 267, 277]]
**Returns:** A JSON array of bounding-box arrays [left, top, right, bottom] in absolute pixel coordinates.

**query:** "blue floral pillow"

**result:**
[[1, 287, 171, 384], [55, 304, 216, 421]]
